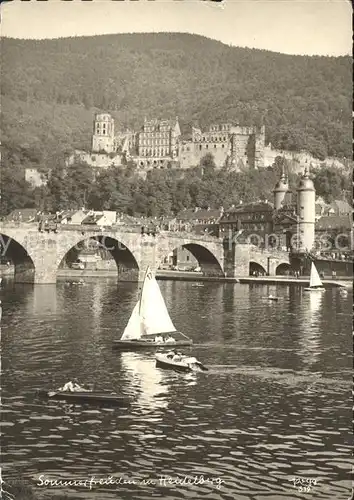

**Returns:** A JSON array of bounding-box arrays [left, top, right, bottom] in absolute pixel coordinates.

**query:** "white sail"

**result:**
[[121, 302, 142, 340], [309, 262, 323, 288], [139, 268, 177, 336]]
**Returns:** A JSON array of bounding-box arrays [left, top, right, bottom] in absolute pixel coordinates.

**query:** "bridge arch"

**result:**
[[249, 261, 267, 276], [158, 240, 224, 277], [275, 262, 292, 276], [57, 232, 140, 281], [0, 231, 36, 282]]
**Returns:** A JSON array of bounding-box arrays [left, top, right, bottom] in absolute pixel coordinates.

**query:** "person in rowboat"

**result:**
[[164, 334, 176, 344], [58, 379, 86, 392], [172, 351, 184, 362], [154, 335, 164, 343]]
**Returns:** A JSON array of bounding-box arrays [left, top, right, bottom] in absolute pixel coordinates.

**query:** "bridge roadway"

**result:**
[[0, 222, 290, 284]]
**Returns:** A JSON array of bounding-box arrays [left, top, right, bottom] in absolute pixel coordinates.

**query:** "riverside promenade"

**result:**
[[155, 270, 350, 288], [53, 268, 352, 288]]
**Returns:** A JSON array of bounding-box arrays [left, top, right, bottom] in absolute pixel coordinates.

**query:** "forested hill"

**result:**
[[1, 33, 352, 164]]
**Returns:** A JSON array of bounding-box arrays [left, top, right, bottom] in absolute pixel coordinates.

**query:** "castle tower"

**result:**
[[92, 113, 115, 153], [273, 166, 289, 210], [254, 125, 265, 169], [296, 168, 316, 252]]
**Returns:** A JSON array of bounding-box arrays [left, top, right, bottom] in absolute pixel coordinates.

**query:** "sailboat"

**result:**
[[304, 262, 325, 292], [113, 267, 193, 350]]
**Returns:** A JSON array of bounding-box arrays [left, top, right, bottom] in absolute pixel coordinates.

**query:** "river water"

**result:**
[[1, 279, 352, 500]]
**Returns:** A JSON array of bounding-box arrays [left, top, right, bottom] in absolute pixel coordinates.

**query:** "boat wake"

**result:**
[[204, 365, 350, 389]]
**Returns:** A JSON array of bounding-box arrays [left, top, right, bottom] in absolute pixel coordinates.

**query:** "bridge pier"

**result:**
[[267, 257, 278, 276], [138, 237, 159, 282], [12, 231, 60, 284], [223, 242, 250, 277]]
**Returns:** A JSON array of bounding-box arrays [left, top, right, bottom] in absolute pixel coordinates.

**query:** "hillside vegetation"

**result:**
[[1, 32, 352, 170], [1, 151, 350, 217]]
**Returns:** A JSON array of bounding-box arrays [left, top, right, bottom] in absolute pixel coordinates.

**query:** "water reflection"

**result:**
[[31, 285, 58, 316], [120, 352, 170, 411], [91, 282, 103, 328], [298, 291, 323, 370]]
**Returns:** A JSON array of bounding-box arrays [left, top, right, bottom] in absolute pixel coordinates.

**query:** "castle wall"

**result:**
[[229, 126, 265, 169], [70, 151, 122, 169], [254, 127, 265, 169], [179, 142, 229, 169]]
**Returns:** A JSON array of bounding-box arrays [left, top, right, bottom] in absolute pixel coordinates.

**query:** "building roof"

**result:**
[[58, 210, 77, 220], [316, 215, 351, 230], [176, 207, 224, 222], [81, 213, 103, 225], [226, 201, 274, 214], [329, 200, 351, 214], [142, 117, 179, 132]]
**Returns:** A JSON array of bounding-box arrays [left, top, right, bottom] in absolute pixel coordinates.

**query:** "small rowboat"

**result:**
[[37, 390, 130, 406], [265, 296, 279, 301], [155, 352, 208, 373]]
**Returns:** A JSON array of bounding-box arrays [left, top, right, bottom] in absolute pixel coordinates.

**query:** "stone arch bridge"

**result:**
[[0, 224, 290, 284]]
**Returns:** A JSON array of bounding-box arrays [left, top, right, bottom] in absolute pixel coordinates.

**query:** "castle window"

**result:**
[[206, 145, 208, 149], [199, 145, 202, 150], [222, 144, 225, 148], [214, 145, 217, 148]]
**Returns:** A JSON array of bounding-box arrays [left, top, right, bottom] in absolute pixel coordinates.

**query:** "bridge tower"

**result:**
[[273, 167, 289, 210], [296, 168, 316, 252]]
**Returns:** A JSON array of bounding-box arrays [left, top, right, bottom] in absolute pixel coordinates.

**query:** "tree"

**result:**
[[200, 153, 216, 178], [313, 166, 350, 203]]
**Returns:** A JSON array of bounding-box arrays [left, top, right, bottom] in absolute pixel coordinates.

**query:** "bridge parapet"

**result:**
[[249, 246, 290, 260]]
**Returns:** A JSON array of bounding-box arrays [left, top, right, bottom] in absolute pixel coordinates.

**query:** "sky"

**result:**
[[0, 0, 352, 56]]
